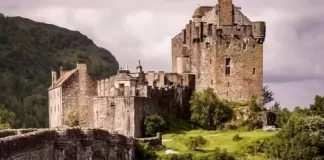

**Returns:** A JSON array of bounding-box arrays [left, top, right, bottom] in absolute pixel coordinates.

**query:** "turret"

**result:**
[[218, 0, 234, 26], [192, 7, 203, 23], [252, 21, 266, 43]]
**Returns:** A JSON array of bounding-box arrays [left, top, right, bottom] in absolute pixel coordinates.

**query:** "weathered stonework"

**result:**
[[172, 0, 265, 104], [0, 128, 134, 160]]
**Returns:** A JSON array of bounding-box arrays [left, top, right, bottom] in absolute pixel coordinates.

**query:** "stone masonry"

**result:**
[[172, 0, 266, 103], [0, 128, 134, 160]]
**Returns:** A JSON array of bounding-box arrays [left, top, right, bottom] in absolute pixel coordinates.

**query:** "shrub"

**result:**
[[198, 147, 236, 160], [135, 142, 157, 160], [144, 114, 166, 136], [66, 109, 79, 127], [232, 134, 242, 141], [243, 138, 269, 155], [158, 153, 193, 160], [186, 135, 208, 151]]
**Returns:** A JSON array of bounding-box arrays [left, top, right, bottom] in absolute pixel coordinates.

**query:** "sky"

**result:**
[[1, 0, 324, 109]]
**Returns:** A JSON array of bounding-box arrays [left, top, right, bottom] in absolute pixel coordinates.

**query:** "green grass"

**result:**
[[158, 129, 278, 158]]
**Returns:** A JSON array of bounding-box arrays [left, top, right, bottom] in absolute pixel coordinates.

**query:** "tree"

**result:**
[[0, 105, 16, 130], [144, 114, 166, 136], [262, 86, 274, 106], [270, 101, 281, 111], [66, 109, 79, 127], [190, 88, 233, 130], [275, 108, 291, 128], [309, 95, 324, 116]]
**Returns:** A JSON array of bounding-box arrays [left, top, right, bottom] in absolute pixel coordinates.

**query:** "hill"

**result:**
[[0, 14, 119, 128]]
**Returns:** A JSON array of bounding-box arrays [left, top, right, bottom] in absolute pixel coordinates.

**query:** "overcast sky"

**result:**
[[1, 0, 324, 109]]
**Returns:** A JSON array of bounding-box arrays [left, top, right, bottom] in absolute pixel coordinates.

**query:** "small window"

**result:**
[[210, 59, 212, 64], [253, 68, 256, 75], [228, 82, 230, 87], [119, 83, 125, 88], [111, 102, 115, 107], [211, 80, 213, 85], [225, 58, 231, 75], [206, 42, 210, 48], [226, 42, 230, 48], [243, 43, 247, 50], [253, 45, 256, 49]]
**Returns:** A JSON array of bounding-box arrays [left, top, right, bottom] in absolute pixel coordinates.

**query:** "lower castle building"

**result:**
[[48, 0, 265, 138], [49, 61, 194, 138]]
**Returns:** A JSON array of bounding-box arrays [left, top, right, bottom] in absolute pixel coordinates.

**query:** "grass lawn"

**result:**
[[158, 129, 278, 158]]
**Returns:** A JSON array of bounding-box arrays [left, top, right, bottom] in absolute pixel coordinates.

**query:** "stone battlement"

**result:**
[[0, 128, 134, 160]]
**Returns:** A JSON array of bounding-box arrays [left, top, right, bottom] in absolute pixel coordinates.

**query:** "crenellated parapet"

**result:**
[[0, 128, 134, 160]]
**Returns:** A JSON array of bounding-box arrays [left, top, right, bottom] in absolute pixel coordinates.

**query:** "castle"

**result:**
[[48, 0, 265, 138]]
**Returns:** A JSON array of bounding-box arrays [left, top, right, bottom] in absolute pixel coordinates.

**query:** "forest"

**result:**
[[0, 14, 119, 129]]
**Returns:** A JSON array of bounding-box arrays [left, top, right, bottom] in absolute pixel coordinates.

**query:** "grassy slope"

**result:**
[[159, 129, 277, 159]]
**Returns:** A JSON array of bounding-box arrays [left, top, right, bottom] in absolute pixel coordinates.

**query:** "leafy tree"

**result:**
[[262, 86, 274, 106], [144, 114, 166, 136], [190, 88, 233, 130], [135, 142, 157, 160], [0, 105, 16, 130], [309, 95, 324, 116], [269, 101, 281, 111], [275, 108, 291, 128]]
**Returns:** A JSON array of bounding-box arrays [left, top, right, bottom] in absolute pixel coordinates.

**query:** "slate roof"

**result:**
[[48, 69, 77, 90]]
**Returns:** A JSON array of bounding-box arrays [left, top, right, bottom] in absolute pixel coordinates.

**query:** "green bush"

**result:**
[[135, 142, 157, 160], [186, 135, 208, 151], [144, 114, 166, 136], [232, 134, 242, 141], [197, 147, 235, 160], [158, 153, 193, 160], [190, 88, 233, 130], [242, 138, 269, 155]]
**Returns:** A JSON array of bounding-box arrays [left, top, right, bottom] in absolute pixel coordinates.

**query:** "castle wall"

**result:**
[[92, 97, 136, 137], [0, 128, 134, 160]]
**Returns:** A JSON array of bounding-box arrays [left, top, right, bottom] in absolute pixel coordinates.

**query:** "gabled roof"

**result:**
[[48, 69, 77, 90], [192, 7, 204, 18], [115, 73, 137, 81]]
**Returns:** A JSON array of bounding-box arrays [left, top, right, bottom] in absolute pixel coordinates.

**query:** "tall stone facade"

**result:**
[[172, 0, 265, 103], [48, 61, 97, 128]]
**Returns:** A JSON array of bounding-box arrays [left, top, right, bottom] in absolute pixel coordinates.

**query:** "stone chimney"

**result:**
[[218, 0, 233, 26], [51, 69, 57, 86]]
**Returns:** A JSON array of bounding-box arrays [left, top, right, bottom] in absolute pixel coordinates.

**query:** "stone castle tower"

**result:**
[[172, 0, 266, 103]]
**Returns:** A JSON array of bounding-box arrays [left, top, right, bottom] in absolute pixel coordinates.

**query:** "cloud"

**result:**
[[1, 0, 324, 108]]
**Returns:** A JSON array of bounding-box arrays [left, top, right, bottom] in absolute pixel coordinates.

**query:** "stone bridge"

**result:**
[[0, 128, 134, 160]]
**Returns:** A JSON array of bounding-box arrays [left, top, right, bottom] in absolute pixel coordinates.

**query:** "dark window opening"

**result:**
[[253, 68, 256, 75], [243, 43, 247, 50], [111, 102, 115, 107], [211, 80, 213, 85], [226, 42, 230, 48], [225, 58, 231, 75], [228, 82, 230, 87], [210, 59, 212, 64], [253, 45, 256, 49], [208, 24, 213, 36], [170, 82, 174, 86], [153, 81, 157, 87], [119, 83, 125, 88], [206, 42, 210, 48]]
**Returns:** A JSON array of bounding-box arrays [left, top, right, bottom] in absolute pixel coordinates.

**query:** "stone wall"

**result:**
[[0, 128, 134, 160], [91, 86, 193, 138], [171, 1, 265, 104]]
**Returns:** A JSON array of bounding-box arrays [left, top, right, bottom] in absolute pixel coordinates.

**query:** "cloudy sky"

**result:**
[[1, 0, 324, 109]]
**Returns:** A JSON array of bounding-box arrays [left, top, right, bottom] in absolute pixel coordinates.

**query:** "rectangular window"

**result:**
[[225, 58, 231, 75], [253, 68, 256, 75], [211, 80, 213, 85], [208, 24, 213, 36], [243, 43, 247, 50], [210, 59, 212, 64], [226, 42, 230, 48]]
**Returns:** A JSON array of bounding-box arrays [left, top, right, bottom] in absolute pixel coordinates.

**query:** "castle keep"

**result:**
[[172, 0, 265, 102], [48, 0, 265, 138]]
